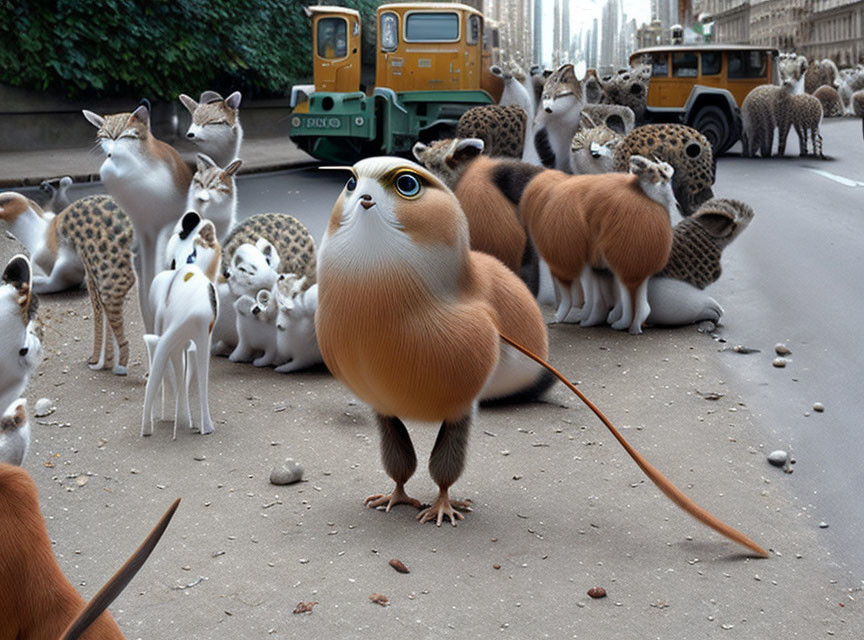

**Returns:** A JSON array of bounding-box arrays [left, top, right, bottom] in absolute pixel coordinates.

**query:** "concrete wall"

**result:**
[[0, 84, 293, 152]]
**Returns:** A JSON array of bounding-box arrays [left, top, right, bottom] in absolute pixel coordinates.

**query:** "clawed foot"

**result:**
[[365, 485, 422, 512], [417, 495, 472, 527]]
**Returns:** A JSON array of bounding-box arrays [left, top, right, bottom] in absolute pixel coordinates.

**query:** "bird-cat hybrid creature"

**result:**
[[83, 104, 192, 332], [0, 462, 179, 639], [179, 90, 244, 167], [316, 157, 552, 526], [0, 255, 43, 413]]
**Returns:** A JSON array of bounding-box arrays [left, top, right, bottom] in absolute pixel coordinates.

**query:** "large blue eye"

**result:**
[[395, 172, 421, 198], [345, 176, 357, 191], [186, 247, 197, 264]]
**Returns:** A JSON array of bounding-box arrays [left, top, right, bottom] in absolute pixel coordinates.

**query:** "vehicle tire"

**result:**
[[690, 105, 732, 156]]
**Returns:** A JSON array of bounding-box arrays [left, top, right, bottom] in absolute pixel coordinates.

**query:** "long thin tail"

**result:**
[[500, 334, 769, 558], [59, 498, 181, 640]]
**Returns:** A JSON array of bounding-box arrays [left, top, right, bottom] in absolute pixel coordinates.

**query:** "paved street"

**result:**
[[9, 118, 864, 637]]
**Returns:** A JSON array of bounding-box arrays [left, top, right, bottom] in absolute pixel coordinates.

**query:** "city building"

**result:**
[[802, 0, 864, 64]]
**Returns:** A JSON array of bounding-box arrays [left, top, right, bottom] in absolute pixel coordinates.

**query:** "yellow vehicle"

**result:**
[[630, 44, 779, 154], [290, 3, 503, 163]]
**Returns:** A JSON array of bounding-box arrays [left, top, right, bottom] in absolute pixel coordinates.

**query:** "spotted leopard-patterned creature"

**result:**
[[221, 213, 316, 287], [658, 199, 755, 289], [813, 85, 843, 117], [612, 124, 715, 216], [786, 94, 824, 158], [456, 104, 526, 158], [580, 104, 635, 134], [52, 195, 135, 374], [597, 65, 650, 122]]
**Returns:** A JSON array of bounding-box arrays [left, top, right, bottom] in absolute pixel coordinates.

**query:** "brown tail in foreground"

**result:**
[[60, 498, 181, 640], [500, 334, 769, 558]]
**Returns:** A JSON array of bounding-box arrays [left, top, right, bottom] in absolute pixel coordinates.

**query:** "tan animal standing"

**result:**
[[0, 463, 179, 640], [83, 104, 192, 332], [316, 157, 551, 526], [49, 195, 135, 375], [179, 90, 243, 167], [520, 156, 674, 333], [412, 138, 540, 294]]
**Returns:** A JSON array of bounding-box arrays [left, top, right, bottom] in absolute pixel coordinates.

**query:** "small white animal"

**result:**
[[185, 153, 243, 243], [231, 286, 280, 367], [39, 176, 73, 213], [0, 399, 29, 466], [0, 192, 51, 267], [211, 238, 282, 355], [274, 274, 322, 373], [179, 90, 244, 167], [0, 255, 43, 413], [143, 214, 220, 438]]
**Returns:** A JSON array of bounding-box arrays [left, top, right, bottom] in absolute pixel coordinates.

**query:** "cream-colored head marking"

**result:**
[[322, 157, 470, 293]]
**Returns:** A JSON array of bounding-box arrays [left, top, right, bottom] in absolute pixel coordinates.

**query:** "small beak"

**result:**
[[360, 200, 375, 210]]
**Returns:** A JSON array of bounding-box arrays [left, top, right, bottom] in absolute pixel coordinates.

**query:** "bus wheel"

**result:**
[[691, 106, 732, 156]]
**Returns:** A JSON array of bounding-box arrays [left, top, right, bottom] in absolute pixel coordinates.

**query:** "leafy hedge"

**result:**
[[0, 0, 385, 100]]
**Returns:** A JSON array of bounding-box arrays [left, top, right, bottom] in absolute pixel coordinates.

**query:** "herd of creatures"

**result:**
[[2, 49, 858, 635]]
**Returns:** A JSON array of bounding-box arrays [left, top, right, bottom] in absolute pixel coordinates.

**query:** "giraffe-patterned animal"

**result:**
[[52, 195, 135, 375], [221, 214, 317, 287]]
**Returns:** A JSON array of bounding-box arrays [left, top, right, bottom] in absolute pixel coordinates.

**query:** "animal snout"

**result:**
[[360, 194, 375, 210], [186, 131, 196, 139], [544, 106, 552, 113]]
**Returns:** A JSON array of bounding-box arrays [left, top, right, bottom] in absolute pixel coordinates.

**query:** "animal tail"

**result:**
[[499, 333, 769, 558], [60, 498, 181, 640]]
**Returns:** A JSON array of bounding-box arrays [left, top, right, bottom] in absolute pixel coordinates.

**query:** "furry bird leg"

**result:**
[[60, 498, 181, 640], [499, 333, 769, 558]]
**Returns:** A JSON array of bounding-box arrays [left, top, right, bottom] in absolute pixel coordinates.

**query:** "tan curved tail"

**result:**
[[500, 334, 769, 558], [60, 498, 181, 640]]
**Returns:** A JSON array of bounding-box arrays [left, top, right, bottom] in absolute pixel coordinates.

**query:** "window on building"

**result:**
[[651, 52, 669, 76], [701, 51, 722, 75], [673, 52, 699, 77], [405, 12, 459, 42], [317, 17, 348, 60], [727, 50, 767, 78]]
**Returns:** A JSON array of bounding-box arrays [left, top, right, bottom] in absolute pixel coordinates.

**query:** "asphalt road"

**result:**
[[8, 120, 864, 637]]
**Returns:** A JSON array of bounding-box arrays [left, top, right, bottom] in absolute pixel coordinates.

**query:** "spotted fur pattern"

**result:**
[[596, 65, 650, 121], [54, 195, 135, 374], [740, 85, 782, 158], [456, 104, 526, 158], [788, 94, 824, 157], [813, 85, 843, 117], [658, 199, 754, 289], [221, 214, 316, 287], [581, 103, 636, 134], [805, 60, 838, 95], [612, 124, 715, 216]]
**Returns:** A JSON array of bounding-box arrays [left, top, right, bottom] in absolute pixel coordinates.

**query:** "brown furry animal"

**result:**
[[813, 85, 844, 117]]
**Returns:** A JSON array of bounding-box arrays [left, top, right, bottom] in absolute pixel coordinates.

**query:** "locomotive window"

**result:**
[[380, 12, 398, 52], [467, 15, 480, 45], [405, 12, 459, 42], [317, 17, 348, 60]]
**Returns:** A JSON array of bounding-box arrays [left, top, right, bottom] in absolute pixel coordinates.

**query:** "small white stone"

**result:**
[[813, 402, 825, 413], [819, 521, 829, 529], [767, 450, 788, 467], [270, 459, 304, 485], [774, 343, 791, 356], [772, 357, 788, 368], [34, 398, 55, 417]]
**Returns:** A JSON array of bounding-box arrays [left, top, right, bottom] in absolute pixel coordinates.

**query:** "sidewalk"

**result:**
[[0, 136, 316, 188]]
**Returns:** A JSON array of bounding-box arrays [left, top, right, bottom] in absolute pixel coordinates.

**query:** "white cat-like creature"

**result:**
[[273, 274, 322, 374], [0, 255, 43, 413], [185, 153, 243, 243], [0, 399, 29, 466], [142, 212, 220, 438]]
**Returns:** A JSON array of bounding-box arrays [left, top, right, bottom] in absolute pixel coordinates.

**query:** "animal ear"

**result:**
[[605, 114, 626, 134], [574, 60, 587, 82], [447, 138, 484, 167], [1, 398, 27, 432], [129, 105, 150, 128], [82, 110, 104, 129], [411, 141, 428, 161], [256, 238, 280, 270], [628, 154, 650, 174], [295, 275, 308, 292], [694, 211, 736, 238], [225, 91, 242, 109], [196, 153, 218, 171], [256, 289, 271, 306], [60, 176, 72, 188], [684, 141, 703, 159], [224, 159, 243, 176], [198, 222, 217, 247], [660, 162, 674, 179], [199, 90, 223, 104], [490, 64, 506, 79], [179, 94, 198, 114], [2, 254, 33, 323], [179, 211, 201, 240]]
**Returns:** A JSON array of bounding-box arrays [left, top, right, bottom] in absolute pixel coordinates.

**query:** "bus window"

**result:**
[[672, 52, 698, 77], [405, 12, 459, 42], [651, 52, 669, 77], [317, 17, 348, 60], [701, 51, 721, 75], [380, 12, 398, 52], [467, 15, 480, 45], [728, 50, 767, 78]]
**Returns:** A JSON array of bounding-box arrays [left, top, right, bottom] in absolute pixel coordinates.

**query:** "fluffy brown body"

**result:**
[[0, 463, 122, 640], [521, 170, 672, 302]]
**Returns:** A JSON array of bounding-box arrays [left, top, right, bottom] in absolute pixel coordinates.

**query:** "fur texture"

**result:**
[[813, 85, 844, 117], [532, 63, 586, 172], [186, 153, 243, 242], [0, 256, 43, 414], [274, 275, 322, 373], [179, 90, 243, 167], [0, 399, 29, 466], [570, 125, 622, 175], [316, 157, 549, 525]]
